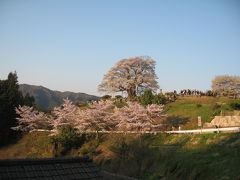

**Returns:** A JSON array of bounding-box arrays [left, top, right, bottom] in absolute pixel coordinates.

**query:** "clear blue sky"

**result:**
[[0, 0, 239, 95]]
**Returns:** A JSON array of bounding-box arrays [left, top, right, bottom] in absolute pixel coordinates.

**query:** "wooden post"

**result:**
[[198, 116, 202, 133]]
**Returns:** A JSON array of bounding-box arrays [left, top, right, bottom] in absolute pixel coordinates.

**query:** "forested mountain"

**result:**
[[19, 84, 100, 110]]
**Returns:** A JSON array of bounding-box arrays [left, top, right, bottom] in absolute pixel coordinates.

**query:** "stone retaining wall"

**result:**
[[204, 116, 240, 127]]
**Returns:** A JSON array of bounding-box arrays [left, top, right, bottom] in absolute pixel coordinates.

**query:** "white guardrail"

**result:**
[[165, 127, 240, 134], [31, 127, 240, 134]]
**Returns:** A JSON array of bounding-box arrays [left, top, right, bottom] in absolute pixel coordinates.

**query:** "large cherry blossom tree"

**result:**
[[212, 75, 240, 98], [98, 56, 159, 99]]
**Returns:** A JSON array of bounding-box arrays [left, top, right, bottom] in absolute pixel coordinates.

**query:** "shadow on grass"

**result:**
[[0, 130, 23, 149], [165, 116, 189, 130], [96, 133, 240, 180]]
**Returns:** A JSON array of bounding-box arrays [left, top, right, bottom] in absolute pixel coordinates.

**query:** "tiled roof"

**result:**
[[0, 156, 102, 180]]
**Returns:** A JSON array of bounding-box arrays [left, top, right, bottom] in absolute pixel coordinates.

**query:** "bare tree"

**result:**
[[212, 75, 240, 98], [98, 56, 159, 99]]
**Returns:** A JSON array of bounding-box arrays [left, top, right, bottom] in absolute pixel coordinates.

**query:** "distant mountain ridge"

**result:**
[[19, 84, 100, 110]]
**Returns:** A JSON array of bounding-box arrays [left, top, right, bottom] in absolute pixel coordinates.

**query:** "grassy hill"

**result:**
[[1, 96, 240, 179], [19, 84, 100, 110], [165, 96, 240, 129]]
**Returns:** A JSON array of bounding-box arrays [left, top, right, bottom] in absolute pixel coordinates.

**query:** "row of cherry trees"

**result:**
[[12, 99, 166, 134]]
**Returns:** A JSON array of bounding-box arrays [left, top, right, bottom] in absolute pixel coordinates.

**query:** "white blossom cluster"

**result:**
[[212, 75, 240, 98], [12, 106, 50, 132], [13, 99, 165, 133]]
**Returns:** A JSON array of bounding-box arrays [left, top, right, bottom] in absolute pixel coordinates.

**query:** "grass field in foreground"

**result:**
[[1, 132, 239, 180]]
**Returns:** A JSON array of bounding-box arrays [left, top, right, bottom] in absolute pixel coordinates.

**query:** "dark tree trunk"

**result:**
[[127, 88, 136, 100]]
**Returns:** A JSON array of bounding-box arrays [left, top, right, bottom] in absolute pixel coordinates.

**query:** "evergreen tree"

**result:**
[[152, 94, 167, 105], [23, 93, 35, 107], [141, 89, 167, 105], [140, 89, 154, 105], [0, 72, 35, 146]]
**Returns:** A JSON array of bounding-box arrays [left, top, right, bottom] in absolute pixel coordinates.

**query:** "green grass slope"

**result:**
[[165, 96, 240, 129], [1, 132, 239, 180], [93, 133, 240, 180], [0, 132, 53, 159]]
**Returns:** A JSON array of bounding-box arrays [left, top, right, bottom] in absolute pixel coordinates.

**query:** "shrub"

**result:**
[[141, 89, 168, 105], [113, 98, 127, 108], [75, 101, 87, 107], [51, 126, 85, 151], [101, 95, 112, 100], [114, 101, 127, 108], [80, 148, 90, 155], [80, 138, 100, 156], [212, 103, 221, 110], [196, 104, 202, 108], [84, 133, 97, 141], [115, 95, 123, 99], [152, 94, 167, 105], [130, 96, 141, 102], [141, 89, 154, 105], [230, 102, 240, 110]]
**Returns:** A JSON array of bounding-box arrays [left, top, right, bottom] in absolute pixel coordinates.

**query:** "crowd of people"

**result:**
[[179, 89, 216, 96], [179, 89, 217, 97], [163, 89, 217, 102]]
